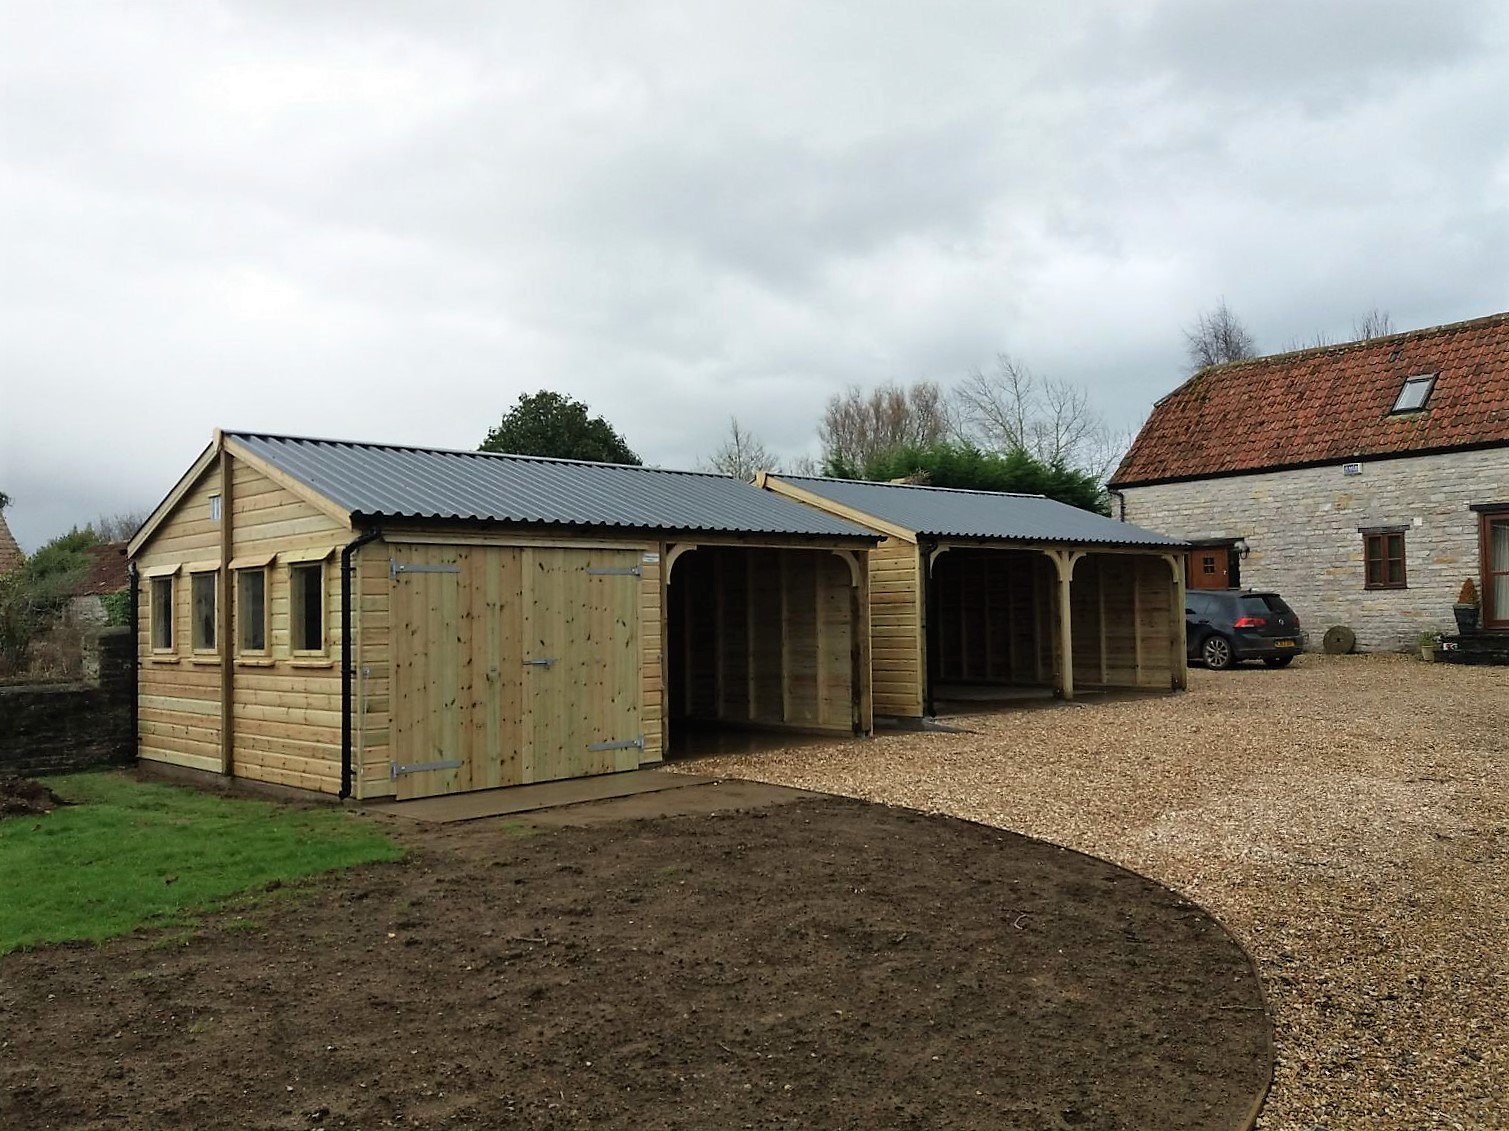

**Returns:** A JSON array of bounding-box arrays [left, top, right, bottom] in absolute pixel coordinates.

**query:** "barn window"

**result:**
[[1390, 374, 1435, 413], [237, 568, 269, 653], [290, 562, 325, 653], [1363, 530, 1407, 589], [150, 576, 175, 651], [191, 570, 217, 651]]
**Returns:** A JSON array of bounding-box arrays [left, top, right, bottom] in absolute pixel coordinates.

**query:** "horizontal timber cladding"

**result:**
[[1068, 553, 1179, 690], [933, 549, 1056, 688], [135, 451, 351, 793], [383, 540, 649, 801], [867, 537, 925, 718], [669, 546, 859, 733]]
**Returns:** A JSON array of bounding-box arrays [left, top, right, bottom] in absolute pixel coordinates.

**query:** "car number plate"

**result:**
[[1274, 639, 1296, 648]]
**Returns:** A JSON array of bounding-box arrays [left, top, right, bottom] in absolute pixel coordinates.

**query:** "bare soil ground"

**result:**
[[0, 796, 1268, 1130], [676, 654, 1509, 1130], [0, 775, 67, 819]]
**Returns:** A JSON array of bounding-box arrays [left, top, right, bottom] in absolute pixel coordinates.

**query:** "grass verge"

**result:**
[[0, 771, 400, 953]]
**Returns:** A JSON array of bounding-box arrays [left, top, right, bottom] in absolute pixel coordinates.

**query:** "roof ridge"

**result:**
[[781, 473, 1046, 500], [1191, 308, 1509, 377], [224, 430, 741, 482]]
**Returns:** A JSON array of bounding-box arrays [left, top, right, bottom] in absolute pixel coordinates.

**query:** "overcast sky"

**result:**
[[3, 1, 1507, 549]]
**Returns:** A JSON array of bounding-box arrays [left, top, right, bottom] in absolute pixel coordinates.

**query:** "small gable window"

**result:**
[[1390, 374, 1435, 414]]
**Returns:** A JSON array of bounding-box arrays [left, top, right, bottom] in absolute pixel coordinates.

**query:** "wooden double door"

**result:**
[[390, 544, 643, 799]]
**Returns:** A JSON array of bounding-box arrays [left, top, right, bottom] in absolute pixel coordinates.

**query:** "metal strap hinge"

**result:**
[[587, 566, 642, 576], [390, 560, 461, 579], [391, 758, 463, 778], [587, 735, 645, 753]]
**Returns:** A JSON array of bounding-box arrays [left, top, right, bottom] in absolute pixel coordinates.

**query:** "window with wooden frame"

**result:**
[[1362, 529, 1407, 590], [236, 567, 269, 654], [289, 561, 326, 654], [150, 575, 175, 651], [190, 570, 218, 652]]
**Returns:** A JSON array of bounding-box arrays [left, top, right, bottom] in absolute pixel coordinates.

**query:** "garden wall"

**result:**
[[0, 627, 133, 777]]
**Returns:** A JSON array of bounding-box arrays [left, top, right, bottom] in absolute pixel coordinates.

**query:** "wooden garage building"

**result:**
[[128, 432, 878, 800], [758, 474, 1188, 719]]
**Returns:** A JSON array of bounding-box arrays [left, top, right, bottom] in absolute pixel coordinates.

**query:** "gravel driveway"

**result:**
[[674, 654, 1508, 1131]]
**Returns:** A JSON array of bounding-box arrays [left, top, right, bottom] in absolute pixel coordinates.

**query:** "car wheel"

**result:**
[[1201, 634, 1234, 670], [1262, 655, 1295, 668]]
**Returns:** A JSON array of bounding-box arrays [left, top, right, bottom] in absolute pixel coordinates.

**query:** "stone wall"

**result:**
[[0, 627, 134, 777], [1118, 447, 1509, 651]]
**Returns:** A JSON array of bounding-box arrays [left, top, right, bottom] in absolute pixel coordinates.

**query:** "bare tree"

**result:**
[[1184, 300, 1257, 372], [92, 510, 150, 543], [818, 380, 949, 469], [951, 355, 1122, 478], [1353, 307, 1395, 340], [701, 418, 775, 482]]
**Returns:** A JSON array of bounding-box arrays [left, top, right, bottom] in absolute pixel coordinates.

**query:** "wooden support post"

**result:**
[[1165, 553, 1188, 690], [1049, 550, 1084, 700], [218, 445, 234, 776]]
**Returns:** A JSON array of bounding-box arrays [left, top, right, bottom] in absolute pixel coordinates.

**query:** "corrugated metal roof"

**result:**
[[227, 433, 877, 540], [775, 475, 1186, 547]]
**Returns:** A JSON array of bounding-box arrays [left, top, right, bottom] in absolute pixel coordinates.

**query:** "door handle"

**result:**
[[523, 657, 557, 668]]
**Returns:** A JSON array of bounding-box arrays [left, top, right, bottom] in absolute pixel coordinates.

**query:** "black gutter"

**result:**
[[127, 560, 139, 762], [340, 525, 383, 799]]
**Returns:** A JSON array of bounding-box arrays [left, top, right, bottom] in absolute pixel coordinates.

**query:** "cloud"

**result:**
[[2, 0, 1507, 548]]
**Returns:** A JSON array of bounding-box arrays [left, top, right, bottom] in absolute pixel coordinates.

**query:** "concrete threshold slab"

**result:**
[[362, 769, 714, 824]]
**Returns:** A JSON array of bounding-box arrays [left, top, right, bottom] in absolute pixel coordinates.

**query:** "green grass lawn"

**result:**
[[0, 772, 401, 953]]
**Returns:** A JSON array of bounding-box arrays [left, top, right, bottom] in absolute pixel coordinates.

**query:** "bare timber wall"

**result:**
[[868, 538, 924, 718], [136, 458, 349, 792]]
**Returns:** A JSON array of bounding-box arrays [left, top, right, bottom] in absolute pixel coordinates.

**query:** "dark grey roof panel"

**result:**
[[228, 433, 876, 540], [777, 475, 1186, 547]]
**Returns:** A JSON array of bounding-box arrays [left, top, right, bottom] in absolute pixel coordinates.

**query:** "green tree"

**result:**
[[0, 525, 100, 673], [826, 442, 1109, 515], [479, 391, 641, 464]]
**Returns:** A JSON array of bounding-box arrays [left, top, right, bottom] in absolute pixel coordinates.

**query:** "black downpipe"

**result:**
[[128, 561, 139, 761], [340, 526, 383, 799], [921, 539, 939, 719]]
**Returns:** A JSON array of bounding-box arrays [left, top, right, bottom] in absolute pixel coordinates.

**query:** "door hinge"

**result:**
[[391, 560, 461, 579], [391, 758, 463, 778], [587, 565, 642, 576], [587, 735, 645, 752]]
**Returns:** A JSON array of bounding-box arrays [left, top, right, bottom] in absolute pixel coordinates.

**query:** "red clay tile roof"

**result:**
[[1110, 310, 1509, 487], [72, 542, 129, 596]]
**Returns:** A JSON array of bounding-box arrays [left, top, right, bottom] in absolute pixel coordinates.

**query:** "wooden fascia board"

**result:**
[[933, 537, 1187, 557], [758, 476, 917, 542], [221, 436, 355, 527], [127, 439, 221, 558]]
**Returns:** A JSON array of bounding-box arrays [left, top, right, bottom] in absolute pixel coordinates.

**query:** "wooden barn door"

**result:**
[[521, 548, 642, 783], [391, 543, 642, 799]]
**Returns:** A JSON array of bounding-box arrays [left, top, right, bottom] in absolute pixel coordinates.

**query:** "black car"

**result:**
[[1185, 589, 1304, 670]]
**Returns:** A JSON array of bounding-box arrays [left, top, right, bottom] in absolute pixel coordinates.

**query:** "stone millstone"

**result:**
[[1322, 625, 1357, 655]]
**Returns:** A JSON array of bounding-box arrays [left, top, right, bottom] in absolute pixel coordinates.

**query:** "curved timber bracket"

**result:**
[[830, 549, 862, 587], [664, 543, 698, 581]]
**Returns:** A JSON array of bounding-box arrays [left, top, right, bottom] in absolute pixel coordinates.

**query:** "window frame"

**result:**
[[189, 568, 219, 654], [235, 565, 271, 657], [1362, 529, 1408, 590], [288, 559, 328, 656], [149, 574, 176, 653], [1389, 374, 1436, 414]]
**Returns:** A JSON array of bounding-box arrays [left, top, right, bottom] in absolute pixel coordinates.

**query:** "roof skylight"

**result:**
[[1390, 374, 1436, 414]]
